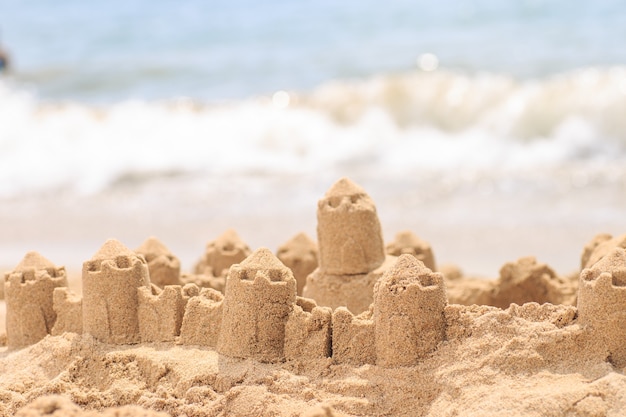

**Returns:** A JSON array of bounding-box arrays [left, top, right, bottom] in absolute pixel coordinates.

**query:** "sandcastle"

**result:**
[[4, 252, 68, 349], [303, 178, 393, 313], [82, 239, 151, 344], [277, 232, 318, 296], [136, 237, 181, 287], [3, 185, 622, 374], [8, 181, 626, 416]]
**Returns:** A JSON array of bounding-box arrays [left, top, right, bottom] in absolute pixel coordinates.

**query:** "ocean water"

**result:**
[[1, 0, 626, 274]]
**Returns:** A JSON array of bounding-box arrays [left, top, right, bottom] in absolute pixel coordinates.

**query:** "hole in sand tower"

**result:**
[[115, 256, 131, 269], [612, 270, 626, 286], [328, 197, 341, 208], [418, 274, 435, 287]]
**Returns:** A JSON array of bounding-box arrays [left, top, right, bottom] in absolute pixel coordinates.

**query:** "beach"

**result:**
[[2, 0, 626, 415]]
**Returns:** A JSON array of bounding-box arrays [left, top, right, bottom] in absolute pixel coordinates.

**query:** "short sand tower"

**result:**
[[386, 230, 436, 271], [578, 247, 626, 368], [82, 239, 150, 344], [217, 248, 297, 362], [135, 237, 181, 288], [277, 232, 318, 296], [303, 177, 390, 313], [373, 255, 447, 367], [4, 252, 68, 349], [194, 229, 251, 278]]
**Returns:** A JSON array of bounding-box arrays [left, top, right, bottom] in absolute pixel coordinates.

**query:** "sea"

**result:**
[[1, 0, 626, 276]]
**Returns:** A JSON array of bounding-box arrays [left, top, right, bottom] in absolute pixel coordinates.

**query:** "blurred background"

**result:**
[[1, 0, 626, 276]]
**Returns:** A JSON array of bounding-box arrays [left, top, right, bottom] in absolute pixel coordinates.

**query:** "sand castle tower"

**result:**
[[277, 232, 318, 296], [4, 252, 68, 349], [194, 229, 251, 277], [386, 230, 436, 271], [82, 239, 150, 344], [578, 247, 626, 368], [217, 248, 296, 362], [373, 255, 447, 367], [303, 178, 391, 313], [135, 237, 181, 288]]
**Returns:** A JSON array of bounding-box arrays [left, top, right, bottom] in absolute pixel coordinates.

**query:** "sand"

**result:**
[[2, 177, 626, 416]]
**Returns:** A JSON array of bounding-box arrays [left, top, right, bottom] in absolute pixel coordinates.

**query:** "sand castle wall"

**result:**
[[82, 239, 151, 344], [577, 247, 626, 367], [137, 284, 190, 342], [4, 252, 69, 349], [217, 248, 297, 362], [51, 287, 83, 336], [284, 297, 332, 360], [179, 286, 223, 347], [331, 307, 376, 365]]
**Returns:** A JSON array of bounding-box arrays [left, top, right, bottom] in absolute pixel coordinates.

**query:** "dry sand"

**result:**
[[2, 178, 626, 416]]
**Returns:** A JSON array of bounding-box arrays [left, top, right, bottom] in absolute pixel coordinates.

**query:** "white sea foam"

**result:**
[[1, 67, 626, 197]]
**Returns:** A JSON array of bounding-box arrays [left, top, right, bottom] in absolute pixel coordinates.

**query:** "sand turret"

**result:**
[[317, 178, 385, 274], [194, 229, 251, 278], [578, 247, 626, 367], [217, 248, 296, 362], [386, 230, 436, 271], [82, 239, 150, 344], [4, 252, 68, 349], [277, 232, 318, 296], [373, 255, 447, 367], [136, 237, 181, 287], [304, 178, 393, 313]]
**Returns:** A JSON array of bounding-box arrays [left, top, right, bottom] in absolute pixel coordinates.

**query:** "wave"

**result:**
[[1, 67, 626, 197]]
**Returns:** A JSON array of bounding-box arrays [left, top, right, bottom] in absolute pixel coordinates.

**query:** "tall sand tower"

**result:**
[[304, 177, 391, 313]]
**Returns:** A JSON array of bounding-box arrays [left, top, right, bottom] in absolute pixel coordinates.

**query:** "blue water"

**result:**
[[2, 0, 626, 102]]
